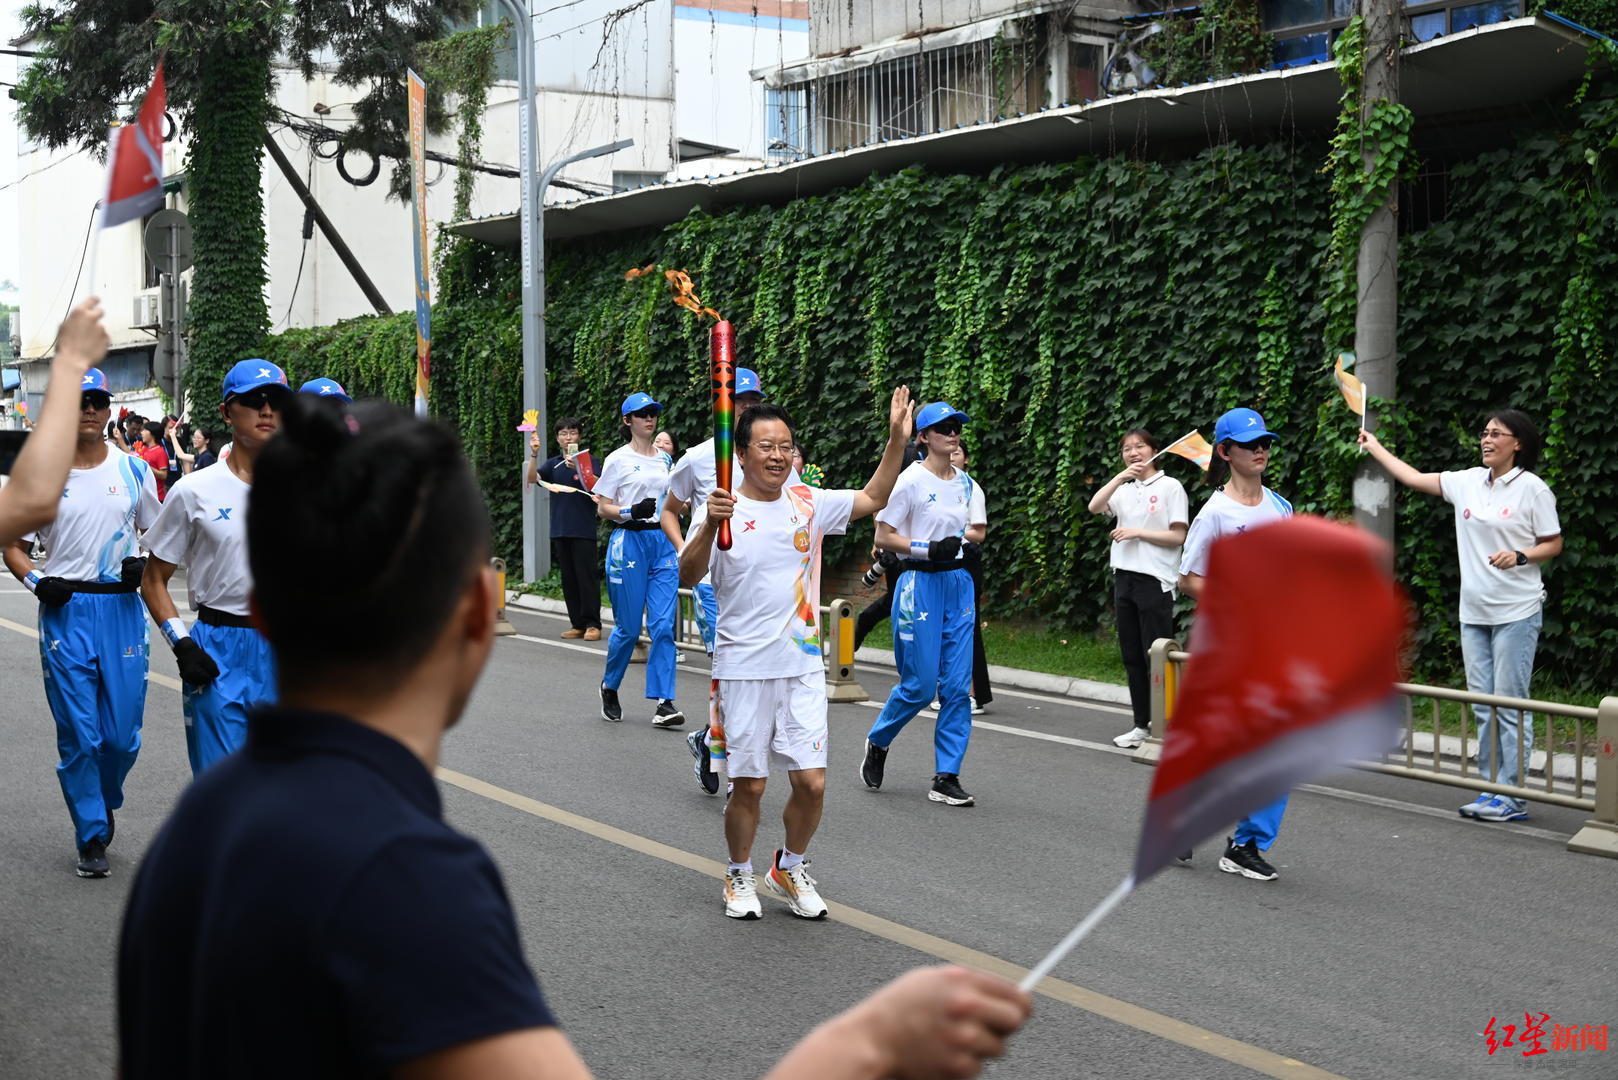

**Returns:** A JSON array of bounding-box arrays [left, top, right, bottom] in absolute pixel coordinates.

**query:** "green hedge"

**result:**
[[236, 76, 1618, 690]]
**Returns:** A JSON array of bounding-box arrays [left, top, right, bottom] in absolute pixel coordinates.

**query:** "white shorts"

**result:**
[[718, 672, 828, 779]]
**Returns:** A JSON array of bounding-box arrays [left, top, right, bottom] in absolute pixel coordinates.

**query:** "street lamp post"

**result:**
[[522, 137, 633, 584]]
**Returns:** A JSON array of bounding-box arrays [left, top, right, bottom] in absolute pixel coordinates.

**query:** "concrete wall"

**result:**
[[811, 0, 1038, 55]]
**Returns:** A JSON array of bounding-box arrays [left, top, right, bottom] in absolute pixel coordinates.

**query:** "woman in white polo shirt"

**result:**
[[1086, 428, 1188, 750], [1359, 410, 1562, 823]]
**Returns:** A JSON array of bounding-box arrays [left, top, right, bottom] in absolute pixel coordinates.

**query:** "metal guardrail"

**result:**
[[1137, 638, 1618, 860]]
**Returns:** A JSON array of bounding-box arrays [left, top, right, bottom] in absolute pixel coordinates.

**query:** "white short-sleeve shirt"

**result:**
[[28, 450, 161, 582], [1438, 467, 1561, 626], [707, 484, 857, 679], [876, 461, 980, 544], [1179, 487, 1293, 579], [593, 445, 672, 513], [1105, 471, 1189, 590], [142, 462, 254, 616]]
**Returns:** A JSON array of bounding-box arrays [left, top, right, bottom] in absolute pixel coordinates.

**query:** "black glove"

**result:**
[[927, 536, 963, 562], [35, 576, 73, 607], [962, 540, 982, 562], [173, 638, 220, 687], [629, 497, 657, 520], [121, 555, 147, 588]]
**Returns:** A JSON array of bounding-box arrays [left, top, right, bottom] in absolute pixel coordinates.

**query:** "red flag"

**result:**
[[102, 62, 166, 229], [574, 450, 598, 492], [1132, 516, 1409, 883]]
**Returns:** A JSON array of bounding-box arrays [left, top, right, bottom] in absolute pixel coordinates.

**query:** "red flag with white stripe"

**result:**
[[1132, 515, 1409, 882], [101, 62, 166, 229]]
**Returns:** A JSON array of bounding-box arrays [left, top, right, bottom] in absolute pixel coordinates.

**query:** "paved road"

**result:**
[[1, 585, 1613, 1079]]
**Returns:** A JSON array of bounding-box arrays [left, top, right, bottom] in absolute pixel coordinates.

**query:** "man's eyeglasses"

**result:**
[[627, 408, 660, 421], [750, 442, 795, 457], [229, 389, 291, 412], [928, 421, 963, 437], [1232, 437, 1274, 453], [1479, 428, 1516, 441], [80, 393, 111, 412]]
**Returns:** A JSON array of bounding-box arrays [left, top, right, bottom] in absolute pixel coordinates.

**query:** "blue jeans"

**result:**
[[1461, 609, 1542, 811]]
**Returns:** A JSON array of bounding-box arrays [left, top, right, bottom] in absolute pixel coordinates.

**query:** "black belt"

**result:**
[[62, 580, 139, 594], [616, 520, 661, 532], [197, 605, 253, 629], [899, 559, 970, 574]]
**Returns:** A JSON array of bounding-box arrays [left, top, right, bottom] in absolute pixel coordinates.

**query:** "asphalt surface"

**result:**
[[1, 584, 1614, 1079]]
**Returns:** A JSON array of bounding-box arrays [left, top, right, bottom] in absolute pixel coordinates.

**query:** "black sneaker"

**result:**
[[1218, 837, 1278, 881], [928, 773, 975, 806], [75, 840, 110, 878], [686, 728, 719, 795], [1176, 849, 1193, 863], [652, 700, 685, 728], [600, 685, 623, 722], [859, 740, 888, 789]]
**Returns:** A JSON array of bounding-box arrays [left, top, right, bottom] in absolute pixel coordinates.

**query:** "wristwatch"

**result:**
[[1514, 550, 1528, 566]]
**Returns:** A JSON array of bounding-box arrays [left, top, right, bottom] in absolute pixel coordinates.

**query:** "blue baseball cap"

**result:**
[[80, 368, 111, 400], [222, 359, 291, 403], [620, 392, 662, 416], [915, 401, 970, 431], [735, 368, 766, 399], [1213, 407, 1280, 445], [299, 377, 351, 402]]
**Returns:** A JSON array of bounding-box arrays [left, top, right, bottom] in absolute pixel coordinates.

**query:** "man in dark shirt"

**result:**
[[529, 416, 601, 640], [118, 398, 1030, 1080]]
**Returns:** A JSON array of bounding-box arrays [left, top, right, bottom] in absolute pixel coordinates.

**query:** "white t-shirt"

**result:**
[[593, 445, 673, 515], [1106, 471, 1189, 591], [707, 484, 857, 679], [1179, 487, 1293, 579], [28, 450, 161, 582], [1438, 467, 1561, 626], [670, 436, 801, 531], [876, 461, 983, 544], [142, 462, 254, 616]]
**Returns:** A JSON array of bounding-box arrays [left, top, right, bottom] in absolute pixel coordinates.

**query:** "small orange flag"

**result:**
[[1333, 353, 1367, 417], [1162, 430, 1214, 471]]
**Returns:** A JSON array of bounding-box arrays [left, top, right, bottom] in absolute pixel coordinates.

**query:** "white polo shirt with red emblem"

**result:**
[[1105, 470, 1189, 591], [1438, 466, 1561, 626]]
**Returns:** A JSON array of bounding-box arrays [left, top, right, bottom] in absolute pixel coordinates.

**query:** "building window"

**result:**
[[765, 88, 808, 158], [1263, 0, 1522, 65], [612, 170, 665, 191]]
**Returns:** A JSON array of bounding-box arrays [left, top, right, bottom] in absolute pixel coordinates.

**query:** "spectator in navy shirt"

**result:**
[[118, 397, 1030, 1080], [529, 417, 602, 640]]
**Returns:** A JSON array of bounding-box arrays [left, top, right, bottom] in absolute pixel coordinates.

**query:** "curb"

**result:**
[[507, 590, 1133, 710]]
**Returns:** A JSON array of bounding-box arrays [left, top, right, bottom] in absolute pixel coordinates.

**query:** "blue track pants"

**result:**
[[183, 622, 277, 776], [866, 567, 976, 774], [602, 528, 678, 700], [38, 593, 148, 849], [1234, 794, 1290, 850], [693, 581, 718, 654]]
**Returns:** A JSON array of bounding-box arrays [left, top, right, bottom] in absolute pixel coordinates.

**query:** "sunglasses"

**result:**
[[928, 421, 963, 437], [627, 408, 660, 421], [229, 389, 291, 412], [1232, 437, 1275, 452], [80, 393, 111, 411]]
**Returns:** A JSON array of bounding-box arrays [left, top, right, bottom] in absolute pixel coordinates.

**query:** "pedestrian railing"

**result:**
[[1137, 639, 1618, 860], [630, 587, 869, 702]]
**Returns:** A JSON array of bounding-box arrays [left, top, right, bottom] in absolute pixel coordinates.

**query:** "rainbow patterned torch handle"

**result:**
[[712, 320, 736, 551]]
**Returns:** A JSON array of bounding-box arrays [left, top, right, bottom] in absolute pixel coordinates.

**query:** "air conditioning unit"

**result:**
[[133, 288, 161, 328]]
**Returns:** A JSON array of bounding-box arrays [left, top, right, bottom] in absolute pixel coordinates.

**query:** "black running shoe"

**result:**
[[652, 699, 685, 728], [1176, 849, 1193, 863], [1217, 837, 1278, 881], [600, 684, 623, 722], [859, 739, 888, 789], [76, 840, 109, 878], [928, 773, 975, 806], [686, 728, 719, 795]]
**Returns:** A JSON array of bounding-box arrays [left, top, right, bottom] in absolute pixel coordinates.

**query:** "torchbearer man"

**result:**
[[4, 367, 161, 878], [141, 360, 291, 775], [681, 389, 913, 920]]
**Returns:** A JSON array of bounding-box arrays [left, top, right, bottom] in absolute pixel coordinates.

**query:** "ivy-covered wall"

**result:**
[[242, 76, 1618, 690]]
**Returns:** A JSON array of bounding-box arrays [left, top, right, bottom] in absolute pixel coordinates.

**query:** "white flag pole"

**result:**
[[1018, 873, 1136, 991], [1145, 429, 1199, 467], [80, 126, 119, 305]]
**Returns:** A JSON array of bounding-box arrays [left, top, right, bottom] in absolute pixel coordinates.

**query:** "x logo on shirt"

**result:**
[[926, 493, 938, 503], [214, 508, 233, 521], [743, 520, 757, 532]]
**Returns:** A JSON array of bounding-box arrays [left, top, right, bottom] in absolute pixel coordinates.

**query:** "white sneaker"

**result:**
[[764, 850, 828, 919], [723, 867, 761, 919], [1113, 726, 1151, 749], [970, 696, 985, 715]]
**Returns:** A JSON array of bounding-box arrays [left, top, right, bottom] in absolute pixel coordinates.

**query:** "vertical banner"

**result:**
[[407, 69, 431, 417]]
